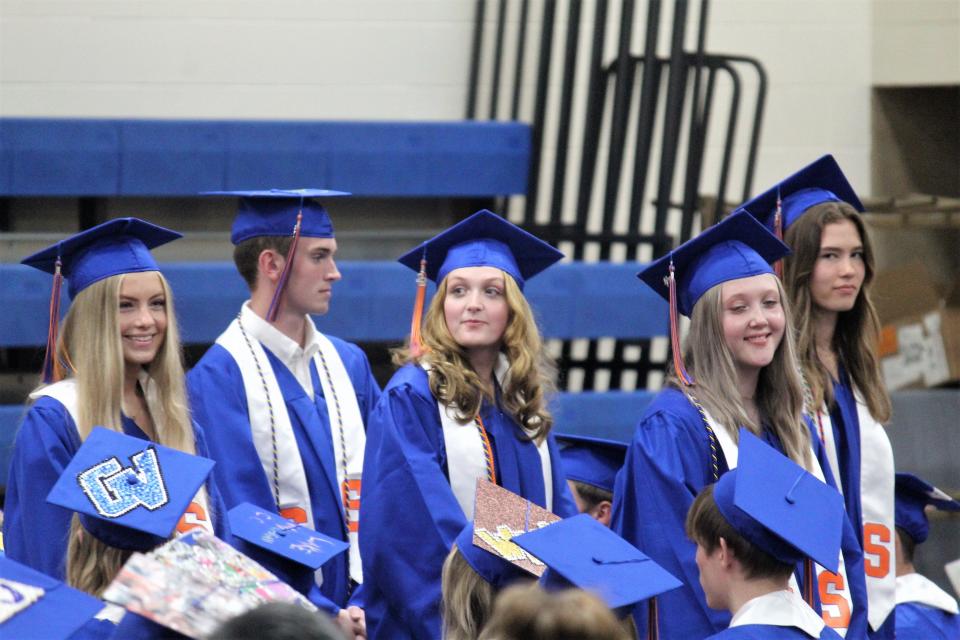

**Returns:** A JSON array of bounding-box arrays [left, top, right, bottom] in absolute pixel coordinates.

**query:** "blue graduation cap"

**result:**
[[713, 429, 845, 572], [228, 502, 349, 570], [736, 154, 864, 236], [555, 434, 627, 494], [512, 513, 682, 611], [46, 426, 215, 551], [397, 209, 563, 290], [895, 472, 960, 544], [201, 189, 350, 245], [0, 556, 104, 640]]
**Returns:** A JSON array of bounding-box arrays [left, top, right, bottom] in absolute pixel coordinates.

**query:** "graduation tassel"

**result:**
[[266, 207, 303, 323], [802, 558, 815, 608], [408, 252, 428, 358], [647, 597, 660, 640], [41, 257, 64, 384], [772, 188, 784, 280], [667, 258, 694, 386]]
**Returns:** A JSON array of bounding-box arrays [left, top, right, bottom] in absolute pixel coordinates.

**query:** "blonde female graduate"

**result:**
[[740, 155, 897, 639], [611, 211, 867, 640], [2, 218, 227, 596], [358, 210, 578, 640]]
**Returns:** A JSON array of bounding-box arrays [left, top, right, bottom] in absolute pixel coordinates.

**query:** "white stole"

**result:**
[[703, 407, 854, 637], [816, 391, 896, 631], [895, 573, 960, 614], [730, 589, 827, 638]]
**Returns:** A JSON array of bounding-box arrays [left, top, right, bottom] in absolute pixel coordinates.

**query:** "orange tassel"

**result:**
[[773, 189, 784, 280], [266, 208, 303, 323], [42, 258, 64, 384], [668, 258, 694, 386], [409, 255, 427, 357]]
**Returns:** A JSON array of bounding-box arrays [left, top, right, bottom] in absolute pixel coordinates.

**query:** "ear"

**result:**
[[257, 248, 285, 285], [594, 500, 613, 527], [717, 537, 735, 569]]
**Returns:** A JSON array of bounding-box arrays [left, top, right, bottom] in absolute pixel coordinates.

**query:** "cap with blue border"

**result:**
[[637, 210, 790, 386], [46, 426, 215, 551], [512, 513, 681, 637], [20, 217, 182, 383], [397, 209, 564, 356], [895, 472, 960, 544], [0, 556, 104, 640], [555, 434, 627, 494], [203, 188, 350, 322]]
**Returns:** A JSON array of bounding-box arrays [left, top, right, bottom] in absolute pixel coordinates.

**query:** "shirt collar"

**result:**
[[239, 301, 322, 364], [730, 589, 825, 638], [896, 573, 960, 613]]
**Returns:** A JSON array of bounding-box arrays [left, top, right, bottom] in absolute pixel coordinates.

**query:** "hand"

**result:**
[[336, 606, 366, 639]]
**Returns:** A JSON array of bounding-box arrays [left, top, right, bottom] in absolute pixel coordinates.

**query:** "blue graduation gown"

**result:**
[[358, 364, 578, 640], [706, 625, 844, 639], [894, 602, 960, 640], [186, 336, 380, 614], [2, 396, 228, 581], [611, 388, 868, 640]]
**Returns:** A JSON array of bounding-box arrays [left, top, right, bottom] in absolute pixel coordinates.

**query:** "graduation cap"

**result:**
[[736, 154, 864, 238], [637, 210, 790, 385], [46, 426, 215, 551], [20, 217, 182, 383], [454, 479, 562, 590], [895, 472, 960, 544], [0, 556, 104, 640], [713, 429, 845, 605], [555, 434, 627, 494]]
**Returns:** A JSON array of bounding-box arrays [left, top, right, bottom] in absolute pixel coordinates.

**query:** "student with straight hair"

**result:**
[[740, 155, 897, 639], [612, 211, 866, 639]]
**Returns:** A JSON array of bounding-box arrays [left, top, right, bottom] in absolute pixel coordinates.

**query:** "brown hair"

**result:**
[[783, 202, 891, 422], [233, 236, 293, 291], [685, 484, 794, 581], [570, 480, 613, 511], [441, 543, 497, 640]]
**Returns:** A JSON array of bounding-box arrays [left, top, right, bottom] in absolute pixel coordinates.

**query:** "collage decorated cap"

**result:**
[[20, 217, 182, 298], [713, 429, 845, 571], [455, 479, 562, 590], [555, 434, 628, 494], [894, 472, 960, 544], [736, 154, 865, 232], [228, 502, 349, 571], [0, 556, 104, 640], [512, 513, 682, 610], [46, 426, 215, 550], [397, 209, 563, 290], [201, 189, 350, 245], [637, 210, 790, 317]]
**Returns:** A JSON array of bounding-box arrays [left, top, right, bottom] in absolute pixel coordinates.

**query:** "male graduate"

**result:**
[[187, 190, 381, 638], [892, 472, 960, 639], [555, 433, 627, 526]]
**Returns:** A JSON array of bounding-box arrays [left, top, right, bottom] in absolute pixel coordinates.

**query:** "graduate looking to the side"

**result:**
[[611, 210, 867, 640], [740, 155, 897, 639], [892, 472, 960, 640], [187, 190, 381, 639], [3, 218, 226, 597], [555, 433, 627, 526], [359, 209, 579, 640], [686, 429, 845, 640]]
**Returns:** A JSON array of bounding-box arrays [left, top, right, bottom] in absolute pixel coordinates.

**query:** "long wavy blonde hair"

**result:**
[[395, 271, 556, 443], [783, 202, 891, 423], [34, 271, 198, 596], [670, 276, 812, 469]]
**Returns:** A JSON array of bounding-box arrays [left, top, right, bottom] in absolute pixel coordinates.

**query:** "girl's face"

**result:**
[[443, 266, 509, 356], [809, 219, 865, 315], [118, 271, 168, 370], [721, 273, 785, 376]]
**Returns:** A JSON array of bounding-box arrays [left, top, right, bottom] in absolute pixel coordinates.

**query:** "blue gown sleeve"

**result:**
[[2, 398, 81, 580]]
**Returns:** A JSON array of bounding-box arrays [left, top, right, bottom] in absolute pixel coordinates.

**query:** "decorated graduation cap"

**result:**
[[454, 479, 561, 590], [0, 556, 104, 640], [895, 472, 960, 544], [46, 426, 215, 551], [713, 429, 845, 605], [20, 217, 182, 383], [637, 210, 790, 386], [397, 209, 563, 356], [555, 434, 627, 494], [203, 188, 350, 321]]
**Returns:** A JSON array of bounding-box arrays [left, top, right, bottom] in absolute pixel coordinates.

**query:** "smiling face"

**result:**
[[118, 271, 168, 372], [283, 237, 341, 316], [809, 219, 865, 315], [442, 266, 510, 358], [720, 273, 786, 377]]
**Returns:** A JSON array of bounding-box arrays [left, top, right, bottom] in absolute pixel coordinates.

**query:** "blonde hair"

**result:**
[[783, 202, 892, 423], [395, 271, 556, 443], [35, 271, 199, 594], [672, 276, 812, 469], [442, 543, 497, 640]]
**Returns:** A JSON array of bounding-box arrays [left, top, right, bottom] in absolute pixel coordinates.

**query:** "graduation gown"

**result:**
[[894, 573, 960, 640], [2, 394, 227, 581], [611, 388, 868, 640], [187, 333, 380, 614], [358, 363, 578, 640], [706, 590, 844, 640]]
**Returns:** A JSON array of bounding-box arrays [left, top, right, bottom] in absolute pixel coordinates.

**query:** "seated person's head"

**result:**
[[556, 434, 627, 527], [209, 602, 345, 640], [442, 542, 498, 640], [685, 483, 794, 610], [477, 584, 632, 640], [568, 480, 614, 526]]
